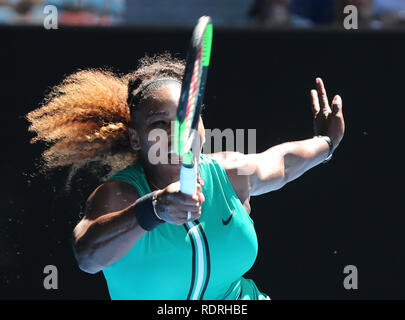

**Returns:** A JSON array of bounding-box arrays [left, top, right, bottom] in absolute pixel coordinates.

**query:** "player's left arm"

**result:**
[[212, 78, 345, 199]]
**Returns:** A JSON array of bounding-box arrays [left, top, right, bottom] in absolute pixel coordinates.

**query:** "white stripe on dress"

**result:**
[[187, 221, 205, 300]]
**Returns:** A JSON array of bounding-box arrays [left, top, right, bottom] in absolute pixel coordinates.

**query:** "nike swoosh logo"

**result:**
[[222, 209, 235, 225]]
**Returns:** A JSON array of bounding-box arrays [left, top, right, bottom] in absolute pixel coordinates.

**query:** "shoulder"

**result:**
[[208, 152, 257, 183], [208, 152, 253, 211], [84, 179, 140, 220]]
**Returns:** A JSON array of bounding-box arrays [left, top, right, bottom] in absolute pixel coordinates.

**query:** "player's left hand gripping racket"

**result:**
[[173, 16, 213, 219]]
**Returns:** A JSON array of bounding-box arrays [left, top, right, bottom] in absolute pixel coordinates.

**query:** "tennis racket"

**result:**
[[173, 16, 213, 211]]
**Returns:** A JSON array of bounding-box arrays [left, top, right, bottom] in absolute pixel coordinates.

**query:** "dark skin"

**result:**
[[72, 78, 344, 274]]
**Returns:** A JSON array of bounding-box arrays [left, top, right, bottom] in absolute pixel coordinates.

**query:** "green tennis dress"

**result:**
[[102, 153, 270, 300]]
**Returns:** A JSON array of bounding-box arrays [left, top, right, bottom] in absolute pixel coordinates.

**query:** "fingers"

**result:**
[[175, 184, 205, 205], [181, 185, 204, 223], [197, 172, 205, 186], [173, 210, 201, 225], [172, 205, 202, 225], [316, 78, 331, 114], [176, 186, 204, 216], [185, 209, 202, 221], [160, 181, 205, 225], [180, 202, 202, 213], [166, 190, 200, 206], [196, 184, 205, 203], [310, 89, 320, 116], [158, 200, 202, 225], [331, 95, 343, 116]]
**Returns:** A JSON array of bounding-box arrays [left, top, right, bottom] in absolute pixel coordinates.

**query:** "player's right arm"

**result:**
[[72, 180, 145, 274], [72, 180, 204, 274]]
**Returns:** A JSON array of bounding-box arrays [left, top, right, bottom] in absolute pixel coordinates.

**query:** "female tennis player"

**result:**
[[26, 54, 344, 300]]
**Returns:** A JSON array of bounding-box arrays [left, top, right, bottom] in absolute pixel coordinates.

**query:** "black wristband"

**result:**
[[133, 191, 165, 231]]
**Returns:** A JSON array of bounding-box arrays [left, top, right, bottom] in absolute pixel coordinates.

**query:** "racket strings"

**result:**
[[183, 48, 203, 153]]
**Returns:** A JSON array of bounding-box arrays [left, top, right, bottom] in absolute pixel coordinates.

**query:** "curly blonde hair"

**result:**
[[26, 53, 185, 189]]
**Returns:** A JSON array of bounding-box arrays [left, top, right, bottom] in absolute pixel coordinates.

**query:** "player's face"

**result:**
[[129, 84, 205, 166]]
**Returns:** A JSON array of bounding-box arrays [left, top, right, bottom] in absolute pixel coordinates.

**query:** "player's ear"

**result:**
[[128, 127, 141, 151]]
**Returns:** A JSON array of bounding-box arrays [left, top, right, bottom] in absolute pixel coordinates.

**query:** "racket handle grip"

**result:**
[[180, 165, 197, 195]]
